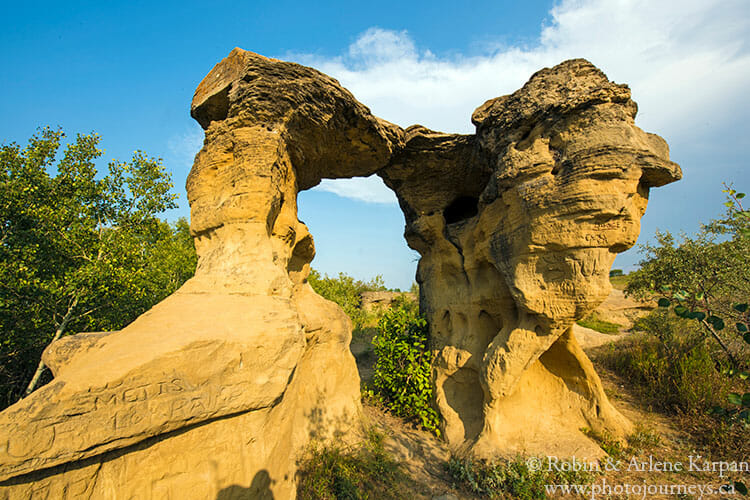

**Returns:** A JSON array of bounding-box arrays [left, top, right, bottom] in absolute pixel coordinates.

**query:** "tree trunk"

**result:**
[[701, 318, 738, 367], [23, 296, 78, 397]]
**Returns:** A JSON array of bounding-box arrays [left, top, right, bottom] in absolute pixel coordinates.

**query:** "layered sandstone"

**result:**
[[0, 50, 680, 498]]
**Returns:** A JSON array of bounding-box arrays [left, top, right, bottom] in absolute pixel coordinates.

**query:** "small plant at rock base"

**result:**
[[371, 297, 441, 436], [447, 455, 597, 500], [296, 428, 412, 500]]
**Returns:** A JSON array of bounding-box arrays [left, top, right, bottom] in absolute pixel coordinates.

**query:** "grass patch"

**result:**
[[581, 427, 627, 459], [626, 424, 661, 454], [583, 424, 661, 458], [601, 310, 732, 414], [352, 326, 378, 342], [447, 455, 597, 500], [577, 313, 622, 334], [609, 273, 630, 290], [596, 308, 750, 460], [296, 428, 413, 500]]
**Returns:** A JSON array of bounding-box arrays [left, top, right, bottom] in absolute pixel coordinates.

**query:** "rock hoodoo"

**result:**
[[0, 49, 680, 498], [380, 60, 680, 456]]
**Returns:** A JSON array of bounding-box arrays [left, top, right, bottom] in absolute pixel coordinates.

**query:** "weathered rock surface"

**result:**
[[380, 59, 680, 457], [0, 50, 680, 498], [360, 291, 416, 312]]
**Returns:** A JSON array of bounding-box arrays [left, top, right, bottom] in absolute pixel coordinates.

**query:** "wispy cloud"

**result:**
[[287, 0, 750, 204], [315, 176, 397, 204]]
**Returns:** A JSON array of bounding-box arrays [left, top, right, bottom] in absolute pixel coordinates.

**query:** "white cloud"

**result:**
[[313, 176, 397, 204], [348, 28, 418, 66], [288, 0, 749, 204]]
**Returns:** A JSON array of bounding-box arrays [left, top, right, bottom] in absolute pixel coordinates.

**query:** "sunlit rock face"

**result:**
[[0, 51, 679, 498], [380, 59, 680, 457]]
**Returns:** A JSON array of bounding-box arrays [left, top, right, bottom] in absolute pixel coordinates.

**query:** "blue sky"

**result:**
[[2, 1, 749, 290]]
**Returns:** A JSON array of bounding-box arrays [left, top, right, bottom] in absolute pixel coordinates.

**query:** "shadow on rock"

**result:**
[[216, 470, 274, 499]]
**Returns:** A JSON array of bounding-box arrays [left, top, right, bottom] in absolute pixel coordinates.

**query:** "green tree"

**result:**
[[626, 186, 749, 433], [626, 185, 749, 366], [307, 269, 386, 329], [0, 127, 197, 407], [370, 297, 440, 436]]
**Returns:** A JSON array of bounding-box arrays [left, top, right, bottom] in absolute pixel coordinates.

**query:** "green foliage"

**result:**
[[370, 298, 440, 436], [447, 456, 596, 500], [307, 270, 386, 329], [0, 127, 196, 407], [626, 186, 749, 367], [609, 269, 624, 277], [603, 310, 732, 414], [296, 428, 412, 500], [629, 186, 749, 425], [576, 313, 622, 334]]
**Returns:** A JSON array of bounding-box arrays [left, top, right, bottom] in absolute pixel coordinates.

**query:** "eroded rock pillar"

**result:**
[[380, 59, 681, 457]]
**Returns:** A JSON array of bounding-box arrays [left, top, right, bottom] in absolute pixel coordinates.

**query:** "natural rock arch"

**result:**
[[0, 48, 680, 498]]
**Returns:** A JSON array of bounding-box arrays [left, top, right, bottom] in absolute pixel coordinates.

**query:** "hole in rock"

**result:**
[[443, 196, 479, 224], [297, 175, 420, 295]]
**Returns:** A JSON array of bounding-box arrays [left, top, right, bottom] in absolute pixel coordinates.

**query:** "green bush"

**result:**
[[307, 270, 386, 330], [602, 309, 731, 414], [370, 298, 440, 436], [626, 185, 749, 367], [624, 187, 749, 431], [447, 456, 596, 500], [296, 428, 412, 500]]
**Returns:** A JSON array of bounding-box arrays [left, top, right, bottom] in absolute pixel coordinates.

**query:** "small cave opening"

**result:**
[[444, 196, 479, 224]]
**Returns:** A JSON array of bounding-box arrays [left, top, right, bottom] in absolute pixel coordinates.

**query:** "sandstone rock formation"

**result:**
[[379, 59, 680, 457], [0, 49, 680, 498], [0, 48, 401, 499]]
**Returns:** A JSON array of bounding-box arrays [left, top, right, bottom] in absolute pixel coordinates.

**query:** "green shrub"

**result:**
[[370, 298, 440, 436], [447, 456, 596, 500], [296, 428, 412, 500], [625, 185, 750, 367], [307, 270, 386, 329], [602, 309, 731, 414], [0, 128, 196, 407]]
